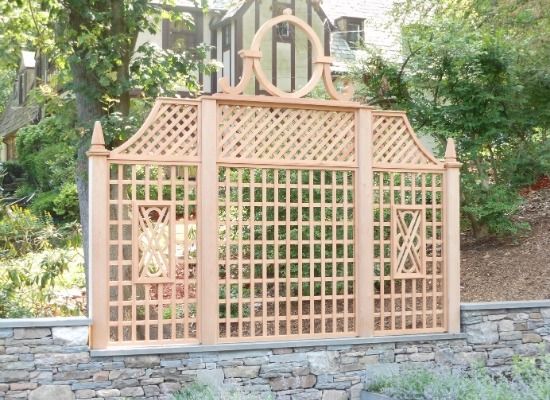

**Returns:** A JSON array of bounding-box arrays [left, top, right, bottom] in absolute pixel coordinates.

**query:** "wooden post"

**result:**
[[356, 108, 374, 337], [444, 138, 461, 333], [87, 121, 110, 349], [199, 99, 219, 344]]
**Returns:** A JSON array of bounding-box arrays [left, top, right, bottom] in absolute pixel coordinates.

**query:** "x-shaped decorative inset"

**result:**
[[137, 206, 171, 279], [394, 209, 424, 277]]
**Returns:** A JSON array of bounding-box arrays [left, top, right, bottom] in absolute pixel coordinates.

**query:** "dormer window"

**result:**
[[274, 3, 293, 43], [18, 73, 26, 105], [222, 24, 231, 51], [163, 13, 202, 51], [336, 17, 364, 50]]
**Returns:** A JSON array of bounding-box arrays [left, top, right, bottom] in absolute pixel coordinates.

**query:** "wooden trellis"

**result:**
[[88, 10, 461, 349]]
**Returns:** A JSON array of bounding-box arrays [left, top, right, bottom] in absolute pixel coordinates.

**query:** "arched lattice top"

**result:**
[[111, 99, 200, 160], [372, 111, 441, 167], [219, 9, 354, 101]]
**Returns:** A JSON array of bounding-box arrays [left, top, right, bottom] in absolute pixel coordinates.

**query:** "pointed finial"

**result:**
[[87, 121, 109, 156], [445, 138, 457, 162], [91, 121, 105, 147]]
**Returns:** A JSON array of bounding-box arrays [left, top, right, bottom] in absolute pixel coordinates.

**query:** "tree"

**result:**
[[351, 0, 550, 238], [0, 0, 218, 267]]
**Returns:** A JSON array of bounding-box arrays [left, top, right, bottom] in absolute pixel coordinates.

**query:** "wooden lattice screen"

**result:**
[[88, 11, 461, 349]]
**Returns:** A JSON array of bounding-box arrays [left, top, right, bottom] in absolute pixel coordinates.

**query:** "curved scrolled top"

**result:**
[[219, 9, 354, 101]]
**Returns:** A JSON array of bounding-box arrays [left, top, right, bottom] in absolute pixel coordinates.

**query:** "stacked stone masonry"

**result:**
[[0, 305, 549, 400]]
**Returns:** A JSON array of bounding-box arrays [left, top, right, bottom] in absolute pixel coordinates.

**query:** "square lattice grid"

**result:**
[[217, 167, 356, 340]]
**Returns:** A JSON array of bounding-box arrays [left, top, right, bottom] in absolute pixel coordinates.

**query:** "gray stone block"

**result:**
[[224, 366, 260, 378], [120, 386, 145, 396], [466, 322, 499, 345], [29, 385, 75, 400], [489, 348, 514, 359], [322, 389, 348, 400], [0, 329, 13, 339], [74, 389, 95, 399], [52, 327, 88, 346], [95, 388, 120, 397], [13, 328, 51, 340]]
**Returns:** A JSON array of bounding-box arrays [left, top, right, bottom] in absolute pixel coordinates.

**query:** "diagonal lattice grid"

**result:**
[[113, 102, 199, 158], [218, 105, 356, 165], [372, 114, 435, 165]]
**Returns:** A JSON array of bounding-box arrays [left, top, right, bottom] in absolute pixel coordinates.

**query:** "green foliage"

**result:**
[[0, 206, 84, 317], [16, 116, 77, 190], [0, 248, 85, 318], [461, 178, 529, 237], [350, 0, 550, 238], [0, 67, 14, 115], [0, 205, 79, 259], [14, 115, 79, 221], [172, 383, 273, 400], [367, 354, 550, 400]]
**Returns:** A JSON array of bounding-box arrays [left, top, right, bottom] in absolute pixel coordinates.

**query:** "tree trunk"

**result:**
[[71, 61, 104, 311]]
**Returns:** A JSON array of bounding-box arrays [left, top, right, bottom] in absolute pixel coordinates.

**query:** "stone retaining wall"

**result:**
[[1, 302, 549, 400]]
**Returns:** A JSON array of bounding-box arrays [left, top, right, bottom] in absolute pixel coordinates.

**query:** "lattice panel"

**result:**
[[373, 171, 444, 334], [372, 114, 437, 165], [108, 163, 199, 344], [217, 167, 356, 341], [218, 105, 356, 165], [112, 101, 199, 159]]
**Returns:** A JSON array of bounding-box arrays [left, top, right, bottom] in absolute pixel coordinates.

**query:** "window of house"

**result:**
[[18, 73, 25, 105], [274, 3, 293, 43], [340, 18, 364, 49], [163, 14, 200, 51], [222, 24, 231, 51]]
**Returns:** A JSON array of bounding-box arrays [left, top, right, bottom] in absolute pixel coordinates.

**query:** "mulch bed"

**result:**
[[461, 180, 550, 302]]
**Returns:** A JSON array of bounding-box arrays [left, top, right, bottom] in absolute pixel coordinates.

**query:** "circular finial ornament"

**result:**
[[218, 12, 354, 100]]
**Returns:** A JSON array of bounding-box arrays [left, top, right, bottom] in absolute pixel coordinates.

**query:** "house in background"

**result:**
[[144, 0, 399, 93], [0, 51, 42, 161], [0, 0, 399, 162]]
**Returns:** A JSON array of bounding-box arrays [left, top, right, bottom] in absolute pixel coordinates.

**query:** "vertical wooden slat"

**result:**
[[444, 139, 461, 333], [88, 122, 110, 349], [200, 99, 218, 344], [356, 108, 374, 337]]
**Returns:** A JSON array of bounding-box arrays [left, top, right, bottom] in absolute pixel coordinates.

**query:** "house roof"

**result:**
[[0, 102, 39, 138], [321, 0, 370, 23], [330, 32, 355, 73], [165, 0, 240, 10]]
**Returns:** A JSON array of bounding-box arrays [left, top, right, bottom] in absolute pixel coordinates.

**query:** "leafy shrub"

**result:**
[[16, 117, 77, 191], [30, 183, 80, 222], [461, 179, 529, 238], [0, 206, 84, 317], [0, 248, 85, 318], [367, 354, 550, 400], [14, 115, 79, 221], [172, 383, 273, 400]]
